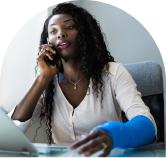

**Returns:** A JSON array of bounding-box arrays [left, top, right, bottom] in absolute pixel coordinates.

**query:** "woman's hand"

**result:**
[[70, 129, 113, 157], [36, 44, 61, 78]]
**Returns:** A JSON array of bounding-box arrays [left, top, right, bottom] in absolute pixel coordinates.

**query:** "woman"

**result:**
[[8, 2, 157, 157]]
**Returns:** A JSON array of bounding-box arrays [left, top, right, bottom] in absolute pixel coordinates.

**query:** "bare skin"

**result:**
[[58, 72, 89, 108]]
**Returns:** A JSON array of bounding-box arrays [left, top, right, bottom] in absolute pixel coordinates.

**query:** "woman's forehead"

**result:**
[[48, 14, 74, 27]]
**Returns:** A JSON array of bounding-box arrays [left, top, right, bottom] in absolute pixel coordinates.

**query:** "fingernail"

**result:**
[[70, 146, 74, 150], [78, 149, 82, 154], [85, 152, 90, 156]]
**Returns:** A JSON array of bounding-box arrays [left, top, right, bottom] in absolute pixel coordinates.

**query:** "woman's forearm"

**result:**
[[92, 115, 156, 149], [12, 74, 52, 122]]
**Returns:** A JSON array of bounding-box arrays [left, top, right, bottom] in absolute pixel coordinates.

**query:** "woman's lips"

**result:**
[[58, 43, 71, 49]]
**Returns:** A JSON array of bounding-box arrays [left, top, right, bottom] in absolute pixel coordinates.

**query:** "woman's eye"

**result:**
[[50, 26, 74, 33], [50, 30, 55, 33], [67, 26, 74, 29]]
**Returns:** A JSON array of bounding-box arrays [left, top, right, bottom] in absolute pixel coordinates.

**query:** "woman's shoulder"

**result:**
[[103, 62, 122, 76]]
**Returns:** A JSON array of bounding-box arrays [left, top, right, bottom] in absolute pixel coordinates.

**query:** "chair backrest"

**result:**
[[122, 61, 164, 142]]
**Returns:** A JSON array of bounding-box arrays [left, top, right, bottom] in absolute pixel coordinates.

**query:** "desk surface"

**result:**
[[0, 143, 165, 157]]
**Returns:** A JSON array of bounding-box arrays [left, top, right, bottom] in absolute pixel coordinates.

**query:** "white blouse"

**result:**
[[8, 62, 157, 145]]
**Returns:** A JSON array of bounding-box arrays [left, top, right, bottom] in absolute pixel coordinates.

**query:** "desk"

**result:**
[[0, 142, 165, 157]]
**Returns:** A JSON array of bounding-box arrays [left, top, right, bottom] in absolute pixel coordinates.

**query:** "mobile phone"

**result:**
[[47, 38, 60, 69]]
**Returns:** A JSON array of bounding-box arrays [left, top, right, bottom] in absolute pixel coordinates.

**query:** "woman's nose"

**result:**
[[58, 34, 66, 38], [58, 29, 66, 38]]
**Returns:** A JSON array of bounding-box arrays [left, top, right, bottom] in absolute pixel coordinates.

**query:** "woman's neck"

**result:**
[[61, 58, 84, 83]]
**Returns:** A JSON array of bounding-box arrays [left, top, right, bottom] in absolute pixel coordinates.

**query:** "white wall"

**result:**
[[0, 9, 48, 143], [70, 0, 166, 142], [0, 9, 47, 112]]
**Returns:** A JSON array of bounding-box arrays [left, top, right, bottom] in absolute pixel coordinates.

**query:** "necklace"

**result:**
[[64, 73, 84, 90]]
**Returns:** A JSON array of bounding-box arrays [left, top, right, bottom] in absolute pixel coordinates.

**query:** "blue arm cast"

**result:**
[[92, 115, 156, 149]]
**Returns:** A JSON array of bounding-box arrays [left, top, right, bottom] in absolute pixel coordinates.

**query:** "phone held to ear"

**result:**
[[47, 38, 60, 69]]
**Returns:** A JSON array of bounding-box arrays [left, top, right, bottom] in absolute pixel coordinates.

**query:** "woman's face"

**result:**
[[48, 14, 79, 59]]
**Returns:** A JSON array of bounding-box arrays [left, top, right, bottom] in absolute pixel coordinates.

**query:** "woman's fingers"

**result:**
[[42, 50, 53, 60], [71, 140, 77, 143], [77, 137, 102, 155], [42, 47, 56, 54], [85, 144, 111, 156], [37, 50, 53, 61], [70, 130, 98, 149], [70, 129, 113, 157], [76, 136, 110, 157], [37, 44, 56, 60], [99, 147, 111, 157], [39, 44, 56, 55], [39, 44, 53, 52]]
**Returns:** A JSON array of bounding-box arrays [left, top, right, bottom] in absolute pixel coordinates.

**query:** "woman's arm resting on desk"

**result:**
[[93, 115, 155, 149], [70, 115, 156, 157]]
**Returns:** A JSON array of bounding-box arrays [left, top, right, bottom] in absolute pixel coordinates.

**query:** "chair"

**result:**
[[122, 61, 164, 143]]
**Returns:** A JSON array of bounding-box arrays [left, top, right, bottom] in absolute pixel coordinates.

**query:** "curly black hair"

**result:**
[[34, 2, 115, 144]]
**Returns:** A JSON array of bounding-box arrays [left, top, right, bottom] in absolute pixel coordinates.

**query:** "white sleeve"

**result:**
[[7, 98, 43, 133], [114, 64, 157, 137]]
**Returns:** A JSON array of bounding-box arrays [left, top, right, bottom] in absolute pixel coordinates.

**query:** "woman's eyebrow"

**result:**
[[49, 19, 74, 27]]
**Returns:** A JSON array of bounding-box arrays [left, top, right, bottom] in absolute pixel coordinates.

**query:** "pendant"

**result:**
[[74, 85, 76, 89]]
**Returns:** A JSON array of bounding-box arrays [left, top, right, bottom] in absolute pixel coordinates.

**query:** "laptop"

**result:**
[[0, 107, 68, 155]]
